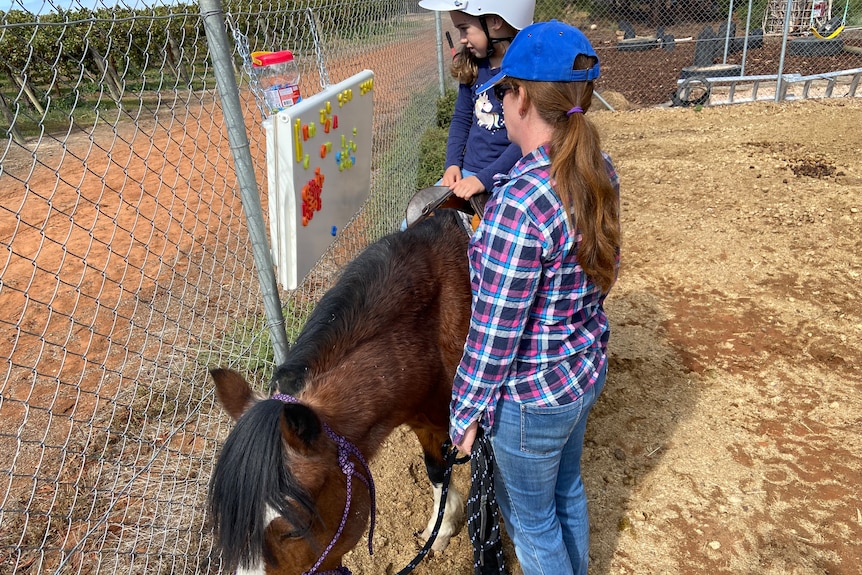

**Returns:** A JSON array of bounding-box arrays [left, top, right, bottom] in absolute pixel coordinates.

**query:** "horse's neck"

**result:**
[[305, 389, 393, 460]]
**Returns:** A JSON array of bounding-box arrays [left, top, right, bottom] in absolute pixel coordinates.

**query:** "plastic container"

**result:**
[[252, 50, 302, 113]]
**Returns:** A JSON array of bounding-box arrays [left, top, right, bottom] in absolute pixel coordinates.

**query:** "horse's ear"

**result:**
[[210, 368, 256, 421], [279, 403, 322, 455]]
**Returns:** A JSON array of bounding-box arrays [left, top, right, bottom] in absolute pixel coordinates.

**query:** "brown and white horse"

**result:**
[[208, 210, 472, 574]]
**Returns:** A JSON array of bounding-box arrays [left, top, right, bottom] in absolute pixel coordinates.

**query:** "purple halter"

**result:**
[[271, 393, 376, 575]]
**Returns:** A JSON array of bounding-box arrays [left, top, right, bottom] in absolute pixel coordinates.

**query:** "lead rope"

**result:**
[[303, 424, 376, 575], [395, 441, 469, 575], [466, 429, 505, 575], [273, 391, 484, 575], [271, 393, 376, 575]]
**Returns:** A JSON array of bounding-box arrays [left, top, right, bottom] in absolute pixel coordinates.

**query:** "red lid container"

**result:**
[[252, 50, 294, 67]]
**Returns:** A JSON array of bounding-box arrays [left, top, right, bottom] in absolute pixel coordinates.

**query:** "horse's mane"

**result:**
[[271, 210, 463, 396], [208, 399, 320, 572]]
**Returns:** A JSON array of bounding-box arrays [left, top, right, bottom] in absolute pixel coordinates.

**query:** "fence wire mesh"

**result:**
[[0, 0, 860, 573]]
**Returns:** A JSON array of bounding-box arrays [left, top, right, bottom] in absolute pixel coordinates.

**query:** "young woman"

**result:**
[[450, 20, 621, 575], [418, 0, 534, 200]]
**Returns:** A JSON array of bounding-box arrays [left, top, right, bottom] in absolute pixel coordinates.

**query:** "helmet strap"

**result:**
[[479, 15, 515, 59], [479, 16, 494, 57]]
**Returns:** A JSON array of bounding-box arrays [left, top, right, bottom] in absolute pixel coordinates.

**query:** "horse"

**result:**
[[208, 209, 473, 574]]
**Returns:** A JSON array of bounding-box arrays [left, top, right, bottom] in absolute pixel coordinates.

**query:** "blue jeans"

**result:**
[[488, 362, 607, 575]]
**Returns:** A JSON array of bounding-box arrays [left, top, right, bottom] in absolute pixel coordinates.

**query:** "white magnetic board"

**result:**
[[264, 69, 374, 289]]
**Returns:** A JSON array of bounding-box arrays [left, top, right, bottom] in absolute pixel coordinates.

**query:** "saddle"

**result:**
[[405, 186, 490, 231]]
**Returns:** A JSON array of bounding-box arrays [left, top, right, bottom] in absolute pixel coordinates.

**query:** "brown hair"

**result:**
[[450, 15, 518, 86], [450, 46, 479, 85], [509, 55, 621, 292]]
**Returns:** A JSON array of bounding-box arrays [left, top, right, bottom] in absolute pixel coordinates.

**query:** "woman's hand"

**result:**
[[455, 421, 479, 456]]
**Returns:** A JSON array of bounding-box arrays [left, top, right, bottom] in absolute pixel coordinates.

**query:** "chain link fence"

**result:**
[[1, 0, 860, 573]]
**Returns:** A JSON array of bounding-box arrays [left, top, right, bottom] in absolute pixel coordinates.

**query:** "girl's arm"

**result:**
[[475, 142, 522, 192], [445, 84, 474, 170]]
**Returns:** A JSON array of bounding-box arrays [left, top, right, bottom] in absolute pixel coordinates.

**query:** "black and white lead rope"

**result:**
[[466, 429, 506, 575], [396, 429, 506, 575]]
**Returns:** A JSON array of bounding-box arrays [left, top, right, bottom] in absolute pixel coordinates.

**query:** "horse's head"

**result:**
[[208, 368, 373, 574]]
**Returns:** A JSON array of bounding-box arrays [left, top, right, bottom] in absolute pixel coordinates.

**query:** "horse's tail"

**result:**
[[208, 399, 317, 571]]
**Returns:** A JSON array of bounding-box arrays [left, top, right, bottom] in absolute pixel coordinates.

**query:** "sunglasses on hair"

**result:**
[[493, 83, 513, 102]]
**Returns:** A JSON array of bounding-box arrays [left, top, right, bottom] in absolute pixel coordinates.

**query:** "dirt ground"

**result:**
[[3, 20, 861, 575], [341, 99, 862, 575]]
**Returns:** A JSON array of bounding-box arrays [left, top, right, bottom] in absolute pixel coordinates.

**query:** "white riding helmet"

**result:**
[[418, 0, 535, 30]]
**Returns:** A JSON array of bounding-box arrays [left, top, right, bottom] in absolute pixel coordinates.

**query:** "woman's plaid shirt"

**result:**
[[450, 144, 620, 445]]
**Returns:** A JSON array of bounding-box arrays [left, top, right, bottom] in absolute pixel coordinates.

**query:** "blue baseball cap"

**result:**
[[477, 20, 600, 94]]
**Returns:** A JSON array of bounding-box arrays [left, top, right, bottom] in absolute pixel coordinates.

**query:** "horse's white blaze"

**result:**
[[237, 563, 266, 575], [420, 483, 465, 551], [236, 504, 280, 575]]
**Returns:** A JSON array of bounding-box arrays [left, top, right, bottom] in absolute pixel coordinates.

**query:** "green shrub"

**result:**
[[416, 88, 457, 188], [435, 87, 458, 128], [417, 126, 449, 189]]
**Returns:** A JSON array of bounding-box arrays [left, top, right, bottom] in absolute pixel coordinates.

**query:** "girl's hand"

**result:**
[[442, 165, 463, 187], [450, 175, 485, 199]]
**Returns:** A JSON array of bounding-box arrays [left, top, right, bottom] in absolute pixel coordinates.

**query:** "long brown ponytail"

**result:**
[[510, 55, 621, 292]]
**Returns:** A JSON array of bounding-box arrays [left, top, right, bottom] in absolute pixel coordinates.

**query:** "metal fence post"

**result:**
[[775, 0, 795, 102], [721, 0, 734, 64], [435, 11, 445, 97], [740, 0, 755, 76], [198, 0, 289, 365]]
